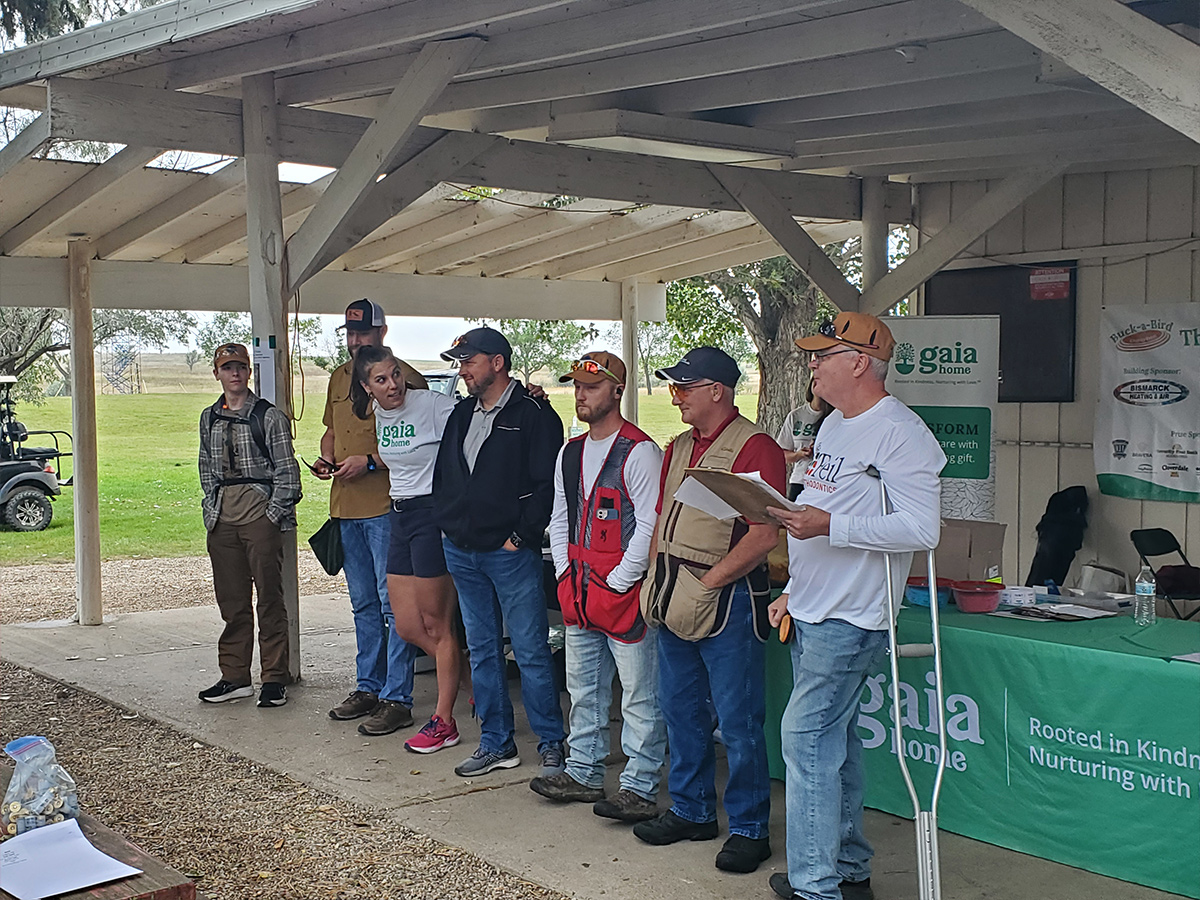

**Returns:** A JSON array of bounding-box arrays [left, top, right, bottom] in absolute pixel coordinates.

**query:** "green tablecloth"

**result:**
[[764, 608, 1200, 898]]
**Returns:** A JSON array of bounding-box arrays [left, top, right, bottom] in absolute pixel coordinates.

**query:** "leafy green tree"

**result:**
[[310, 338, 350, 375], [0, 306, 195, 401], [469, 318, 597, 385]]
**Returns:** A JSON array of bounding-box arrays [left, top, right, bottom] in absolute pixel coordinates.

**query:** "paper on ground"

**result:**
[[0, 818, 141, 900]]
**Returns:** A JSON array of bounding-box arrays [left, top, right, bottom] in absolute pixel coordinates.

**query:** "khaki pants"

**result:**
[[206, 516, 289, 684]]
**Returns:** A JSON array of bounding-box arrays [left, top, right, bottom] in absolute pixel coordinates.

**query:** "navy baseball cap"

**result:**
[[655, 347, 741, 388], [440, 327, 512, 364]]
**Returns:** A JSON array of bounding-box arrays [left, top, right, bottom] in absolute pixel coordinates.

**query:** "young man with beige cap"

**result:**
[[197, 341, 301, 709], [765, 312, 945, 900], [530, 351, 667, 824]]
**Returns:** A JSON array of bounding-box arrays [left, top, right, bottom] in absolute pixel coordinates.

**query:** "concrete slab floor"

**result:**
[[1, 596, 1182, 900]]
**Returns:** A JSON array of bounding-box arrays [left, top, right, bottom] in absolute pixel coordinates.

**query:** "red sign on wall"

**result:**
[[1029, 267, 1071, 300]]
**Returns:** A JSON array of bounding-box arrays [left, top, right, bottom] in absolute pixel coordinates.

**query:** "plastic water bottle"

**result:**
[[1134, 565, 1157, 627]]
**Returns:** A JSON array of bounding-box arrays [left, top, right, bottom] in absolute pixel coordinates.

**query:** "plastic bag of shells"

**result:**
[[2, 735, 80, 836]]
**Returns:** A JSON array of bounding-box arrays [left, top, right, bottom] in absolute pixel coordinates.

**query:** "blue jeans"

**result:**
[[782, 618, 888, 900], [442, 539, 566, 754], [564, 624, 666, 799], [657, 582, 770, 838], [340, 516, 415, 706]]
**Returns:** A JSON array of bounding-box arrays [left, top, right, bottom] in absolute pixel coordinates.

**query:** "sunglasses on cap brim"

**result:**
[[568, 358, 620, 381], [817, 318, 880, 350]]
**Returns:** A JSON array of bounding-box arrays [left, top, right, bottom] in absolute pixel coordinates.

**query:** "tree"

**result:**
[[0, 307, 196, 400], [469, 318, 597, 384], [184, 349, 202, 371], [310, 339, 350, 375]]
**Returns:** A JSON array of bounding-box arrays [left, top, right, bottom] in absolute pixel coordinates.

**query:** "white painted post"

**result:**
[[621, 279, 639, 424], [242, 72, 301, 682], [861, 177, 889, 292], [67, 240, 102, 625]]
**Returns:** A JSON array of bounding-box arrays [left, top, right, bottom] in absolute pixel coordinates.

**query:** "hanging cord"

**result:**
[[288, 285, 306, 437]]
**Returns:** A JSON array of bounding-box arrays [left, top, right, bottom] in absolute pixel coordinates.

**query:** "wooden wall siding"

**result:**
[[915, 166, 1199, 587]]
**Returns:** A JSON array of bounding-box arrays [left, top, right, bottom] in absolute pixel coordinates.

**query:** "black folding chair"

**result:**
[[1130, 528, 1200, 621]]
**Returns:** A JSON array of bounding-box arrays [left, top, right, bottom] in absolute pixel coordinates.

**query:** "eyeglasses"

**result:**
[[668, 380, 716, 398], [568, 358, 620, 382], [810, 348, 861, 365], [817, 318, 879, 349]]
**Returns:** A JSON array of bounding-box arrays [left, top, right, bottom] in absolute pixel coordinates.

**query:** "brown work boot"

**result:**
[[529, 772, 605, 803], [357, 699, 413, 736], [593, 789, 659, 822], [328, 690, 379, 721]]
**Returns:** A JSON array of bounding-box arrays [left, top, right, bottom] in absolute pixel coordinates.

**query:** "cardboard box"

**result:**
[[911, 518, 1007, 583]]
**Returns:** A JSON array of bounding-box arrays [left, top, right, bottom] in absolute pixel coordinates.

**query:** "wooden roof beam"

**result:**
[[707, 164, 860, 310], [0, 145, 162, 255], [530, 211, 753, 279], [958, 0, 1200, 142], [415, 200, 632, 275], [334, 190, 557, 270], [0, 115, 49, 181], [858, 163, 1068, 316], [431, 0, 995, 113], [285, 38, 483, 291], [574, 225, 772, 282], [93, 160, 247, 259]]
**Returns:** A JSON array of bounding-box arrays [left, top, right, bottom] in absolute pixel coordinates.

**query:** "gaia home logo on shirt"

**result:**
[[380, 421, 416, 448], [893, 341, 978, 376]]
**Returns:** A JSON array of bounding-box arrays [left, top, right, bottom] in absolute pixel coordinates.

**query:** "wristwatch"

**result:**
[[508, 532, 525, 550], [366, 454, 377, 472]]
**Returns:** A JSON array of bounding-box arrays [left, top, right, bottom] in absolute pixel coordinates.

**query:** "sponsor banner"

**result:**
[[886, 316, 1000, 520], [764, 611, 1200, 898], [1096, 304, 1200, 503]]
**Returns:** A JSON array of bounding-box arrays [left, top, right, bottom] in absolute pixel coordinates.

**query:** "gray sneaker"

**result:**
[[538, 741, 566, 777], [454, 745, 520, 777]]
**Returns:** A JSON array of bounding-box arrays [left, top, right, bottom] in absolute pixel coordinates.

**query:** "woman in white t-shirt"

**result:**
[[352, 345, 463, 754], [776, 387, 832, 501]]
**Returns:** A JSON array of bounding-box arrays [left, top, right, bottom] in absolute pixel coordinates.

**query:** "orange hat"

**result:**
[[795, 312, 895, 361], [212, 342, 251, 368], [559, 351, 627, 385]]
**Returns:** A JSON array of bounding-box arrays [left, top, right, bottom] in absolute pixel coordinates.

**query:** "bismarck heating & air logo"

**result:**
[[1109, 319, 1172, 352], [1113, 380, 1189, 406]]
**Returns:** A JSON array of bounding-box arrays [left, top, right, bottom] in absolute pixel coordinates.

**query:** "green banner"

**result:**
[[766, 609, 1200, 897], [910, 405, 991, 479]]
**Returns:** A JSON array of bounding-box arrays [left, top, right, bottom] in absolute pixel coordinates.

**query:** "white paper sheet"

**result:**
[[990, 603, 1117, 622], [0, 818, 142, 900], [1171, 652, 1200, 664], [674, 476, 740, 520]]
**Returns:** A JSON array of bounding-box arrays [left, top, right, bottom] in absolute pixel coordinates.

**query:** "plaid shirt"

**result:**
[[198, 391, 302, 531]]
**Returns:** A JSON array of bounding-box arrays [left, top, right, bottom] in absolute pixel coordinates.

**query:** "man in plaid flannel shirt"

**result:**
[[197, 342, 302, 708]]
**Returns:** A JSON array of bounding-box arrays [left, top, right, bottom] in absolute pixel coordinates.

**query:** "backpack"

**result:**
[[209, 396, 274, 485]]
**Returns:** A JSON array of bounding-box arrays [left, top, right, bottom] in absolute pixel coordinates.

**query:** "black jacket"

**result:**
[[434, 381, 564, 552]]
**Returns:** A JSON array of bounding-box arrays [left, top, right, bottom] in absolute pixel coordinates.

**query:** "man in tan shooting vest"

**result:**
[[633, 347, 786, 876]]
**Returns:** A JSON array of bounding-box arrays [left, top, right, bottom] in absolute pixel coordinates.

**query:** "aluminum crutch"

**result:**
[[868, 465, 946, 900]]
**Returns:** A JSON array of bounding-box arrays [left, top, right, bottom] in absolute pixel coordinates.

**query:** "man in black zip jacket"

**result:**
[[433, 327, 568, 780]]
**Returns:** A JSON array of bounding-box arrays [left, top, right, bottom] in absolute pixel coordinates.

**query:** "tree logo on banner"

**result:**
[[894, 341, 916, 375]]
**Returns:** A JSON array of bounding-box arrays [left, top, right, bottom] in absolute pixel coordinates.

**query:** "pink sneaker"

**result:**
[[404, 715, 460, 754]]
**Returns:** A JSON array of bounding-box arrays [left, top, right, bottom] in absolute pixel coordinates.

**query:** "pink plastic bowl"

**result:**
[[952, 581, 1003, 613]]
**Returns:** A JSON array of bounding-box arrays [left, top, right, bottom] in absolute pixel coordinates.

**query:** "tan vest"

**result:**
[[643, 414, 765, 640], [658, 414, 763, 565]]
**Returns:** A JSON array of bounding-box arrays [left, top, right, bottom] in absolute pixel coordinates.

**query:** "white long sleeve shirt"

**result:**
[[784, 396, 946, 631], [550, 430, 663, 593]]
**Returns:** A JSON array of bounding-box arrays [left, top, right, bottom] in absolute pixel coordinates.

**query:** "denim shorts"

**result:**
[[386, 496, 447, 578]]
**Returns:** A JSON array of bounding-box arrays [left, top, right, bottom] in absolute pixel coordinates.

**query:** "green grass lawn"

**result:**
[[0, 387, 756, 565]]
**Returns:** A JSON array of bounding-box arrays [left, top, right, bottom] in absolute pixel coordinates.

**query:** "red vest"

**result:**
[[557, 420, 652, 642]]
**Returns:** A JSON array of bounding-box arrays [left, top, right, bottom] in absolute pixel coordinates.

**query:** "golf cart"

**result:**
[[0, 375, 73, 531]]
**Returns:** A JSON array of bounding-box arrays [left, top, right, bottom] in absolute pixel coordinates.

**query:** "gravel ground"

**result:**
[[0, 552, 345, 624], [0, 662, 567, 900]]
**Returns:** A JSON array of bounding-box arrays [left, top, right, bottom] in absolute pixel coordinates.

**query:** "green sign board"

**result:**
[[910, 405, 992, 479]]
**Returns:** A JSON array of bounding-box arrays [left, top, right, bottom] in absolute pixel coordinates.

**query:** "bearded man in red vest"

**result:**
[[530, 351, 667, 825]]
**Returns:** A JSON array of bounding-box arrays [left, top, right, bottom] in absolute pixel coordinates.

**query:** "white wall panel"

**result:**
[[915, 164, 1199, 586]]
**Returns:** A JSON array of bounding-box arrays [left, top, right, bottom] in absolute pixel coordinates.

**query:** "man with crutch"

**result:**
[[766, 312, 945, 900]]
